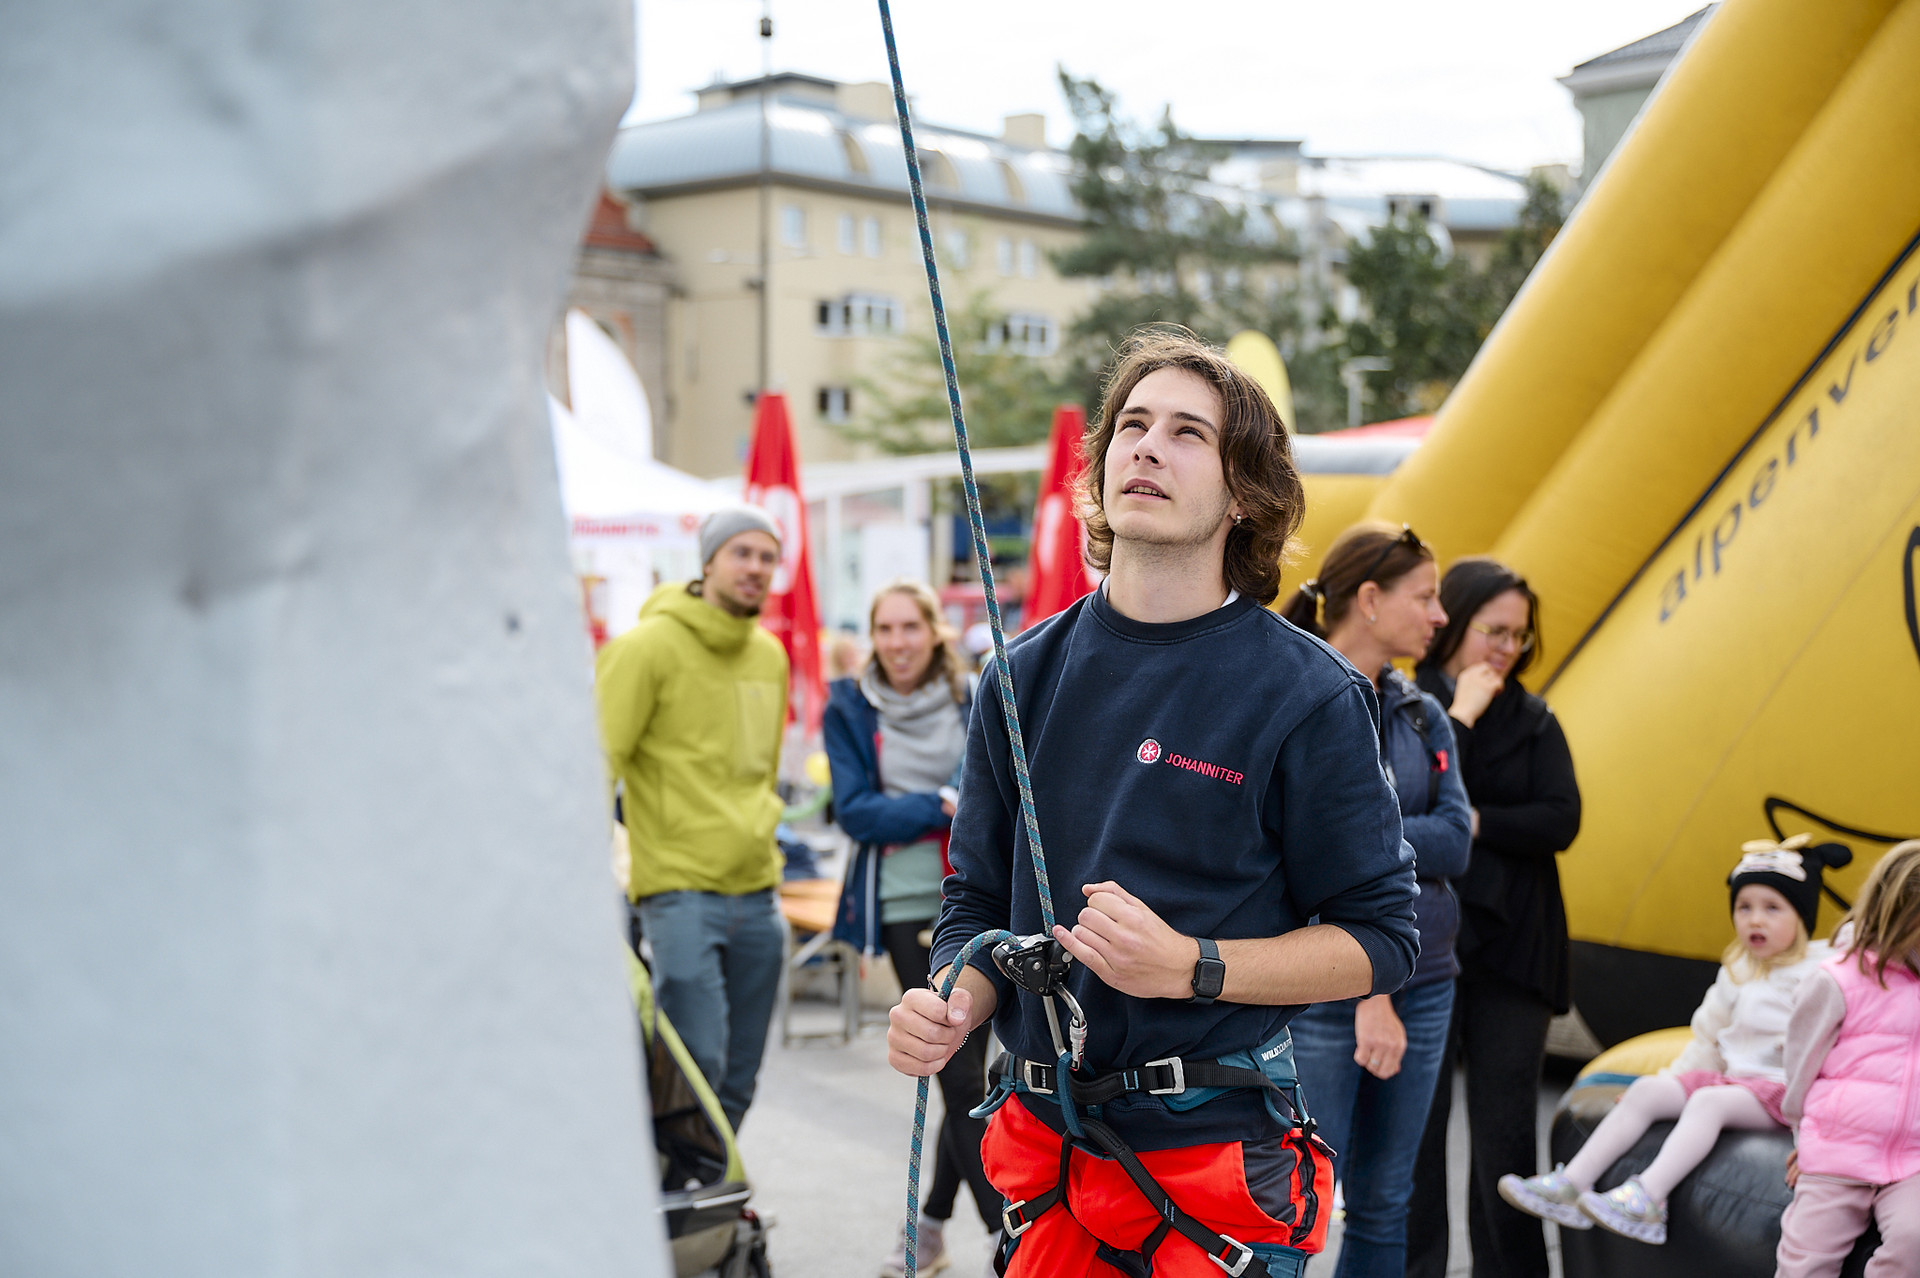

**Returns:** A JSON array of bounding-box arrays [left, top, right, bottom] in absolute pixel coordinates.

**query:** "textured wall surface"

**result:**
[[0, 3, 667, 1274]]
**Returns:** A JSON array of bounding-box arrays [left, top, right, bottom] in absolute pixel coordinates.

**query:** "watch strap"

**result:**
[[1189, 936, 1225, 1004]]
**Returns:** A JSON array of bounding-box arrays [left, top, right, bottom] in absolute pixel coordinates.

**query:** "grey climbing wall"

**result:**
[[0, 2, 668, 1274]]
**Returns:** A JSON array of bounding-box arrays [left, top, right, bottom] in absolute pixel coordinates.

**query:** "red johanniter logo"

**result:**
[[1166, 752, 1245, 786], [1136, 737, 1244, 785]]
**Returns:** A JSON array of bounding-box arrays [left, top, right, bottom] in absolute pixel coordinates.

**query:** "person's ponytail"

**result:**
[[1279, 579, 1327, 638]]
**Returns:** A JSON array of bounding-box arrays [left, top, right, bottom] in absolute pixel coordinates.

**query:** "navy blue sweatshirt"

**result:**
[[932, 588, 1419, 1149]]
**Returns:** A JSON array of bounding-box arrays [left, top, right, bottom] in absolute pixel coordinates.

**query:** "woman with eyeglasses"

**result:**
[[1405, 557, 1583, 1278], [1278, 523, 1473, 1278]]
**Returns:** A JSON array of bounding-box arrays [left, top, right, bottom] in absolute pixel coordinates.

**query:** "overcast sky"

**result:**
[[629, 0, 1709, 173]]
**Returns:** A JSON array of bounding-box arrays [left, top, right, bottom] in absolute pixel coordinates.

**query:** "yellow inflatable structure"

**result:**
[[1354, 0, 1920, 1042]]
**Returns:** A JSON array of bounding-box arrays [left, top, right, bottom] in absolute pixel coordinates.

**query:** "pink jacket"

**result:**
[[1795, 952, 1920, 1184]]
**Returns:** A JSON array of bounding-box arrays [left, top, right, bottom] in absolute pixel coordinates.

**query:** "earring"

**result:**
[[1367, 614, 1377, 624], [1232, 513, 1244, 525]]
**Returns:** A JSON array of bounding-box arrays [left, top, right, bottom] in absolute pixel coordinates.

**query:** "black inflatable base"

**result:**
[[1570, 943, 1719, 1048], [1552, 1081, 1882, 1278]]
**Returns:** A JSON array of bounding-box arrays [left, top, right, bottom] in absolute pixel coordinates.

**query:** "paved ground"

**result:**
[[737, 988, 1568, 1278]]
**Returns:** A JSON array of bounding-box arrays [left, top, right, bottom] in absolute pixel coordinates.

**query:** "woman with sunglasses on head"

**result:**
[[1279, 523, 1473, 1278], [1404, 557, 1582, 1278]]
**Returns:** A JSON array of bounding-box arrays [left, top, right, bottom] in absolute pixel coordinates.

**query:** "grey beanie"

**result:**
[[700, 504, 782, 567]]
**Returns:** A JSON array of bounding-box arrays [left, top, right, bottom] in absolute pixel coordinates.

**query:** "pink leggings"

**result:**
[[1562, 1075, 1780, 1202], [1777, 1172, 1920, 1278]]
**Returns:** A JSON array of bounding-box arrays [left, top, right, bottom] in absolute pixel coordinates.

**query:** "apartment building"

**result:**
[[606, 73, 1094, 479], [1560, 7, 1713, 190]]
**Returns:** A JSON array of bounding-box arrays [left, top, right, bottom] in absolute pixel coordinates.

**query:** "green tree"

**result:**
[[1339, 217, 1485, 420], [839, 291, 1063, 455], [1341, 171, 1567, 421], [835, 293, 1058, 580], [1051, 70, 1302, 410]]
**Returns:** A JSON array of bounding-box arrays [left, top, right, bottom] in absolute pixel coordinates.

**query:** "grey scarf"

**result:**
[[859, 667, 967, 797]]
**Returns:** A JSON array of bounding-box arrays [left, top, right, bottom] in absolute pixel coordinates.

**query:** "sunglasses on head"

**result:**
[[1354, 525, 1427, 586]]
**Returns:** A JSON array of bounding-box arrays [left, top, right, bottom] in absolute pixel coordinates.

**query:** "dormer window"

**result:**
[[839, 131, 871, 177], [997, 159, 1027, 205], [921, 150, 960, 191]]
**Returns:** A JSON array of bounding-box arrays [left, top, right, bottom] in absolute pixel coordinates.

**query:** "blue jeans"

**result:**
[[637, 889, 784, 1132], [1290, 977, 1455, 1278]]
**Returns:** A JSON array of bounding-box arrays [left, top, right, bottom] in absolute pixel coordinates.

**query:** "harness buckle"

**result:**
[[1143, 1056, 1186, 1095], [1019, 1058, 1056, 1095], [1210, 1233, 1255, 1277], [1002, 1198, 1038, 1238]]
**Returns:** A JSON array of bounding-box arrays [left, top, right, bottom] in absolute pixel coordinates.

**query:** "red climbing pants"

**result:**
[[981, 1094, 1326, 1277]]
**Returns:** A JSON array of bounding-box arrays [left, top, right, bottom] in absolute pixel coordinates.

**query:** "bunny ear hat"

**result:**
[[1729, 833, 1855, 933]]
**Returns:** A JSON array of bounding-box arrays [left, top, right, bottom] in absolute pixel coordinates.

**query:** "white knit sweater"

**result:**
[[1666, 942, 1832, 1083]]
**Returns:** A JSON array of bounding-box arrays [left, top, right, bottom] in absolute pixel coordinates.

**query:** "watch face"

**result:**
[[1194, 958, 1226, 999]]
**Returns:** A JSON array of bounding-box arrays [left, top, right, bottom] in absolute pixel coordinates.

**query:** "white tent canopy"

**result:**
[[548, 394, 726, 547], [550, 310, 729, 636], [552, 309, 727, 546]]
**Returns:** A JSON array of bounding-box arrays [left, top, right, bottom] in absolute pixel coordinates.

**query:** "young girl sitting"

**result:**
[[1498, 835, 1849, 1244], [1775, 838, 1920, 1278]]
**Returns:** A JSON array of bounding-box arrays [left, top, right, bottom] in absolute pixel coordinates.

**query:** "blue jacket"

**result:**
[[823, 676, 966, 955], [933, 590, 1420, 1150], [1375, 668, 1472, 986]]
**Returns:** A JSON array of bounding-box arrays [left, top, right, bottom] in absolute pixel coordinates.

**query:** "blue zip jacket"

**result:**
[[1375, 668, 1472, 986], [933, 589, 1419, 1150], [824, 675, 966, 955]]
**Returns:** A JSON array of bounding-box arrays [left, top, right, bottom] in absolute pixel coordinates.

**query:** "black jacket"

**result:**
[[1415, 667, 1581, 1012]]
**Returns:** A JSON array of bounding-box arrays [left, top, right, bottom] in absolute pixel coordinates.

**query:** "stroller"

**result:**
[[627, 950, 772, 1278]]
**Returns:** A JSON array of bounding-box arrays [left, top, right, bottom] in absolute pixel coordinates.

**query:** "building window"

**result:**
[[817, 293, 904, 337], [944, 230, 971, 270], [995, 236, 1015, 276], [986, 312, 1056, 357], [862, 216, 883, 258], [780, 204, 807, 249], [1017, 238, 1038, 279], [838, 213, 857, 255], [818, 386, 853, 423]]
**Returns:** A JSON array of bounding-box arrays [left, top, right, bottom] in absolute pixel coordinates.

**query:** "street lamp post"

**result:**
[[1341, 356, 1391, 429], [754, 3, 772, 398]]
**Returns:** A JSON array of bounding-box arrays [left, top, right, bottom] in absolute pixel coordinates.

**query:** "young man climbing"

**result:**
[[888, 329, 1420, 1278]]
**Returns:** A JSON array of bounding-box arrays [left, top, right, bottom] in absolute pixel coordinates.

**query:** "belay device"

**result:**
[[992, 933, 1087, 1070], [873, 6, 1329, 1275]]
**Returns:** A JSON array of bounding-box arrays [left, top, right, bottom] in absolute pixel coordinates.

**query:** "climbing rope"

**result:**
[[874, 4, 1060, 1273]]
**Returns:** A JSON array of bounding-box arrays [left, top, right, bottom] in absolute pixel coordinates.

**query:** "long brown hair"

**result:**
[[1076, 328, 1304, 605], [866, 579, 967, 703], [1843, 839, 1920, 986], [1279, 521, 1434, 639]]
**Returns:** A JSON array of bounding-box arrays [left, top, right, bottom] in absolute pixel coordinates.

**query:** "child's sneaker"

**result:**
[[1497, 1166, 1591, 1229], [1578, 1177, 1667, 1244]]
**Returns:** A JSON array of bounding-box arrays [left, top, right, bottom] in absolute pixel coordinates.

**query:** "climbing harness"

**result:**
[[874, 6, 1328, 1273]]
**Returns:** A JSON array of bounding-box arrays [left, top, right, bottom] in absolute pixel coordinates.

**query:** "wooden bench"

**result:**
[[777, 878, 861, 1045]]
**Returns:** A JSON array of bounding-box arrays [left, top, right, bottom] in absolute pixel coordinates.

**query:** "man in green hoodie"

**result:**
[[596, 506, 790, 1131]]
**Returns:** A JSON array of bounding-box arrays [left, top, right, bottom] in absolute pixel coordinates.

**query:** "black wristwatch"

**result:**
[[1188, 937, 1225, 1004]]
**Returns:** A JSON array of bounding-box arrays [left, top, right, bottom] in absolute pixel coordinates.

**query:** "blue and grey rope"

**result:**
[[875, 4, 1060, 1274]]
